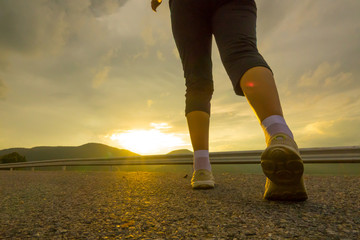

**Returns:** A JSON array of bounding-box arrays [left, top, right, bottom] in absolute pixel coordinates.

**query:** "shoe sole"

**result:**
[[261, 144, 304, 185], [192, 180, 215, 189], [261, 144, 307, 201], [261, 145, 304, 185]]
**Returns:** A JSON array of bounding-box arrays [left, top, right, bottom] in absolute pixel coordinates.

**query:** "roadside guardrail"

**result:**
[[0, 146, 359, 171]]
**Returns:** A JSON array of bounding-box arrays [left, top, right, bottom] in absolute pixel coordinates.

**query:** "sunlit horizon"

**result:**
[[108, 123, 191, 155]]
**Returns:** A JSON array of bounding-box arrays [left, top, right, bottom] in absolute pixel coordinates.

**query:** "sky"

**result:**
[[0, 0, 359, 155]]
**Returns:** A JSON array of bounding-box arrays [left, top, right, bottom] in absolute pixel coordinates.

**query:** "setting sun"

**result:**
[[108, 123, 190, 155]]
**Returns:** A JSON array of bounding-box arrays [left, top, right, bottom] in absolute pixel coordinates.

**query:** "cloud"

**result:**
[[92, 66, 111, 88], [0, 0, 129, 58], [303, 121, 335, 135], [257, 0, 360, 74], [90, 0, 129, 17], [0, 0, 67, 55], [297, 62, 354, 89], [0, 78, 7, 100], [281, 61, 358, 112], [257, 1, 297, 37], [296, 118, 360, 147], [156, 51, 165, 61], [172, 47, 180, 59], [147, 99, 154, 107], [142, 26, 156, 46], [91, 49, 117, 88], [150, 122, 172, 130]]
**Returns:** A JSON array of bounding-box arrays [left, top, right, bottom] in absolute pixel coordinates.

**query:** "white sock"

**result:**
[[193, 150, 211, 172], [261, 115, 294, 143]]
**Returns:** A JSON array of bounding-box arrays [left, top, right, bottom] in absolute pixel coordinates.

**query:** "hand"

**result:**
[[151, 0, 162, 12]]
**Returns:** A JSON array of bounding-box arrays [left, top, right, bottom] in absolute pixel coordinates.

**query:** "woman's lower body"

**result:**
[[169, 0, 307, 201]]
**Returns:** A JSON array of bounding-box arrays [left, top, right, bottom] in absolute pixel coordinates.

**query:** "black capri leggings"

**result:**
[[169, 0, 271, 116]]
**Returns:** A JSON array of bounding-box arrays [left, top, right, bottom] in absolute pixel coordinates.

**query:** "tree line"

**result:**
[[0, 152, 27, 164]]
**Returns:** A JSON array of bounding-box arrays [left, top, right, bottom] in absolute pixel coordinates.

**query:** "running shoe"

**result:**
[[191, 169, 215, 189], [261, 134, 308, 201]]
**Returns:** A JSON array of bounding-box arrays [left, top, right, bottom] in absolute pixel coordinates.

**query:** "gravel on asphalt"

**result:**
[[0, 171, 359, 239]]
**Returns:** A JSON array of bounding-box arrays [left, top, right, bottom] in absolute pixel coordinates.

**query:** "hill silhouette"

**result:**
[[0, 143, 139, 162], [167, 149, 193, 155]]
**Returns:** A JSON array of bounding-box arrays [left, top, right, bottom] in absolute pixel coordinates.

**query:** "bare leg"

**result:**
[[186, 66, 283, 151], [186, 111, 210, 151], [187, 111, 215, 189], [241, 67, 307, 201], [240, 66, 283, 122]]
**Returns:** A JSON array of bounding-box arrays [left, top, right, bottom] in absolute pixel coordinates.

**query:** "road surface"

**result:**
[[0, 171, 359, 239]]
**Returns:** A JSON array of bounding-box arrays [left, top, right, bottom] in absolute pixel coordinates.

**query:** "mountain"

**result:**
[[167, 149, 193, 155], [0, 143, 139, 162]]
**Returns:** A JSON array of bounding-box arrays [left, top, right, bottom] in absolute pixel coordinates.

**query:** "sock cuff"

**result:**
[[261, 115, 287, 128], [194, 150, 209, 158]]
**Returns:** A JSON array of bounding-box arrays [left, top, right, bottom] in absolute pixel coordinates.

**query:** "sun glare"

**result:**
[[109, 123, 189, 155]]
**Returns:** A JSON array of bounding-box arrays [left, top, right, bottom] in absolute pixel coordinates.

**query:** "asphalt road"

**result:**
[[0, 171, 359, 239]]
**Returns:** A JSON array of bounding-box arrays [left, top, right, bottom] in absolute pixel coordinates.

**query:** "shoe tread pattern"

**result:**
[[261, 145, 304, 185]]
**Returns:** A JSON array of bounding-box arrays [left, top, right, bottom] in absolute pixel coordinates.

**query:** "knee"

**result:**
[[240, 66, 274, 94], [185, 77, 214, 115], [185, 77, 214, 98]]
